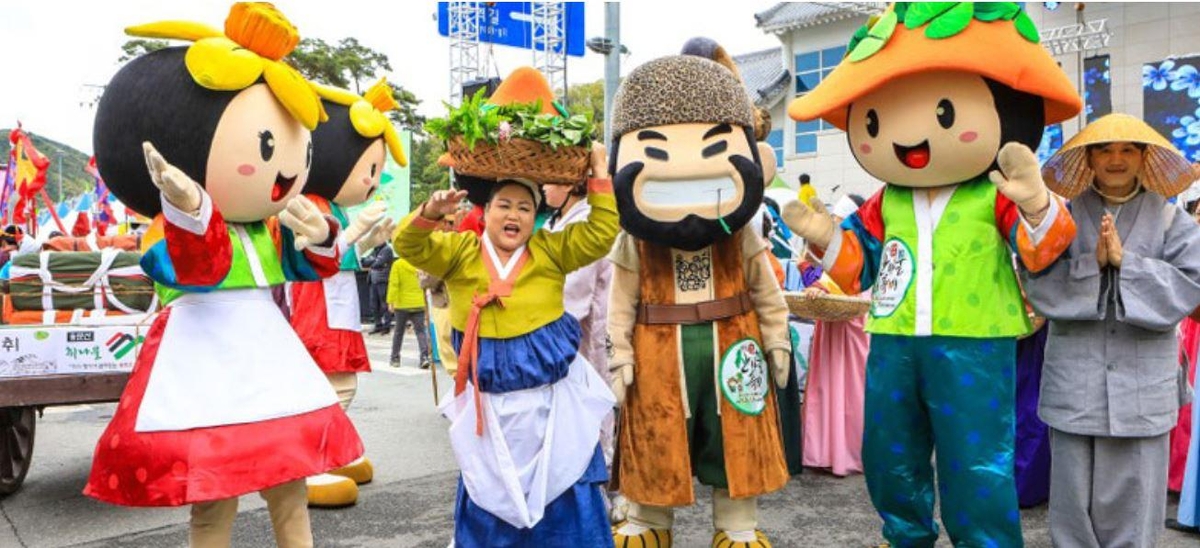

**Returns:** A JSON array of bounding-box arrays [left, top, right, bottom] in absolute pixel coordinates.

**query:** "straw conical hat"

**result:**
[[1042, 113, 1198, 199]]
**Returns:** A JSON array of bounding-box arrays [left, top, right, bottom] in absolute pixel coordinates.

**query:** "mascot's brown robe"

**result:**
[[611, 228, 789, 505]]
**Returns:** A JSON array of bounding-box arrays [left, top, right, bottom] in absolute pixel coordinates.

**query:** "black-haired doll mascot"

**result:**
[[289, 78, 407, 507], [84, 4, 362, 546], [782, 3, 1081, 546]]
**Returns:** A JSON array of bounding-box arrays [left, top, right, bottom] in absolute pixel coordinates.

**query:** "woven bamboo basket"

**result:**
[[447, 137, 590, 185], [784, 292, 871, 322]]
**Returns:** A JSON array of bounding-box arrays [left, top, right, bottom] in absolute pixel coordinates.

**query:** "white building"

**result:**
[[738, 2, 1200, 203]]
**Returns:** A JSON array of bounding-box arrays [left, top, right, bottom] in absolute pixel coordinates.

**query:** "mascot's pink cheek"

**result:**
[[859, 143, 873, 154], [959, 131, 978, 143], [237, 164, 257, 176]]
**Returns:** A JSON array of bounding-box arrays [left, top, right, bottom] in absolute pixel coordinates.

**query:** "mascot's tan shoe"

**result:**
[[613, 522, 672, 547], [306, 473, 358, 508], [330, 456, 374, 485], [711, 530, 771, 548]]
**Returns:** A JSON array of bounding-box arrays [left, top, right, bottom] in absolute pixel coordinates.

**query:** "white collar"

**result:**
[[482, 232, 526, 280]]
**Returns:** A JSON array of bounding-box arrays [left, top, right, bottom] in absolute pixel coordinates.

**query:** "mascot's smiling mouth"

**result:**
[[640, 176, 740, 208], [271, 172, 298, 202], [894, 140, 932, 170]]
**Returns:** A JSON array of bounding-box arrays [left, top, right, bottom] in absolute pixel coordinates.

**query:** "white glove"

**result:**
[[782, 197, 837, 249], [342, 202, 388, 245], [610, 364, 634, 406], [989, 142, 1049, 214], [279, 195, 330, 250], [142, 142, 202, 213], [768, 348, 791, 389], [358, 217, 396, 251]]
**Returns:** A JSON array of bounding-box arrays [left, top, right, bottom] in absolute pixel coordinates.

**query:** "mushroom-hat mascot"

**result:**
[[782, 3, 1081, 546]]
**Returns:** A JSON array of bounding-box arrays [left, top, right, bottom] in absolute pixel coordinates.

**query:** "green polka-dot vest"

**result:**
[[867, 179, 1030, 338]]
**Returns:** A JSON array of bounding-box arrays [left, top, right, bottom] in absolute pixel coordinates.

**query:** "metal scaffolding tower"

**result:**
[[447, 2, 483, 105], [531, 2, 567, 98]]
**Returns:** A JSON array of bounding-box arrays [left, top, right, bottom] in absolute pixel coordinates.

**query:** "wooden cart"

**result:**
[[0, 322, 145, 498]]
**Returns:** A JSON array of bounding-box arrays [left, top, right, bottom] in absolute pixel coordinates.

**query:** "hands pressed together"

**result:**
[[1096, 212, 1124, 268]]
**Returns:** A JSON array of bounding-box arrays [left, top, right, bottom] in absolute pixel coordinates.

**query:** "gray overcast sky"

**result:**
[[0, 1, 781, 155]]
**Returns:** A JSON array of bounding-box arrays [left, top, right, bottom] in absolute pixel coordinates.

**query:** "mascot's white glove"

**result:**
[[768, 348, 790, 389], [342, 202, 387, 244], [610, 364, 633, 406], [782, 197, 837, 250], [280, 195, 331, 251], [989, 142, 1050, 216], [358, 217, 396, 251], [142, 142, 202, 214]]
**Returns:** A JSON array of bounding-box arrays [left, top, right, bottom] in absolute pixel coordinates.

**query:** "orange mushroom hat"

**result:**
[[788, 2, 1082, 130]]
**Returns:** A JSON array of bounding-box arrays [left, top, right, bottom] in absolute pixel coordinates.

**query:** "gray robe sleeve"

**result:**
[[1115, 206, 1200, 332], [1023, 248, 1110, 322]]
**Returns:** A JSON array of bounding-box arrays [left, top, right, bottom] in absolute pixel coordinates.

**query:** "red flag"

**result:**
[[7, 125, 50, 224]]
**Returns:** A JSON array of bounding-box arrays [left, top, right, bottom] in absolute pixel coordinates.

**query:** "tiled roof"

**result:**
[[754, 2, 884, 34], [732, 47, 790, 108]]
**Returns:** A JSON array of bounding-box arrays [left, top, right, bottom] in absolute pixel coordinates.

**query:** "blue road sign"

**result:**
[[438, 2, 585, 57]]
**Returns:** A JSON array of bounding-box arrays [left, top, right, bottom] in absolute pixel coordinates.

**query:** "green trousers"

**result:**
[[863, 335, 1023, 548]]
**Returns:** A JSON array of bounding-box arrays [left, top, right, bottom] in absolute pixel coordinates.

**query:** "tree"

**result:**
[[408, 138, 450, 209], [285, 37, 424, 134], [567, 80, 605, 142], [118, 39, 169, 63]]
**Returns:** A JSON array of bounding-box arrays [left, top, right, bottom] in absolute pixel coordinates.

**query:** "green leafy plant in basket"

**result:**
[[424, 88, 597, 151]]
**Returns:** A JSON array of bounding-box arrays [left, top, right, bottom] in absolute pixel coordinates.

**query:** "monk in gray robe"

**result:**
[[1025, 114, 1200, 548]]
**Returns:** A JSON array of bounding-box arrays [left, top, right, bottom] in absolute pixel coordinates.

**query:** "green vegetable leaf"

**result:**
[[925, 2, 973, 39], [905, 2, 956, 29]]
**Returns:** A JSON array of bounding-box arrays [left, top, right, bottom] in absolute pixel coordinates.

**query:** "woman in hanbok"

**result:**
[[1025, 113, 1200, 547], [395, 68, 618, 547], [799, 195, 869, 477]]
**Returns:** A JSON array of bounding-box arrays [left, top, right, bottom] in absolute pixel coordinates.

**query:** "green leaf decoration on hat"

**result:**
[[848, 9, 898, 62], [974, 2, 1021, 22], [925, 2, 974, 39], [904, 2, 956, 28], [1013, 11, 1041, 42], [845, 2, 1039, 62]]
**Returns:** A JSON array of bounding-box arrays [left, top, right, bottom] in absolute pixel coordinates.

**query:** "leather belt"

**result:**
[[637, 292, 754, 325]]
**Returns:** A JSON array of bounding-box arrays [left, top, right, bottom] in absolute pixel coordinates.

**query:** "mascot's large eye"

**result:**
[[306, 141, 313, 168], [259, 131, 276, 162], [865, 109, 879, 138], [370, 163, 378, 177], [936, 99, 955, 129]]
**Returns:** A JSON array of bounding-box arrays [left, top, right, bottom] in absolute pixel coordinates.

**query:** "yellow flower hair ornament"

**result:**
[[125, 2, 327, 130], [314, 78, 408, 167]]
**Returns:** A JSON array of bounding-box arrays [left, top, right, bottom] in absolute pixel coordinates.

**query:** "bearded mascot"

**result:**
[[607, 47, 791, 548]]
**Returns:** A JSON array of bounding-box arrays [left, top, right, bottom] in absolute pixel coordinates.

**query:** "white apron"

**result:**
[[323, 270, 362, 331], [135, 288, 339, 432], [442, 352, 615, 529]]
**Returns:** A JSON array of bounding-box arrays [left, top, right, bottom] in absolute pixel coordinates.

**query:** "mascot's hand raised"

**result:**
[[610, 364, 633, 406], [142, 142, 202, 214], [344, 202, 388, 245], [989, 142, 1049, 216], [768, 349, 790, 389], [280, 195, 331, 250], [360, 217, 396, 251], [782, 197, 836, 249]]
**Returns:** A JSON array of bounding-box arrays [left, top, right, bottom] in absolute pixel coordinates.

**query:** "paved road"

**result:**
[[1, 331, 1195, 547]]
